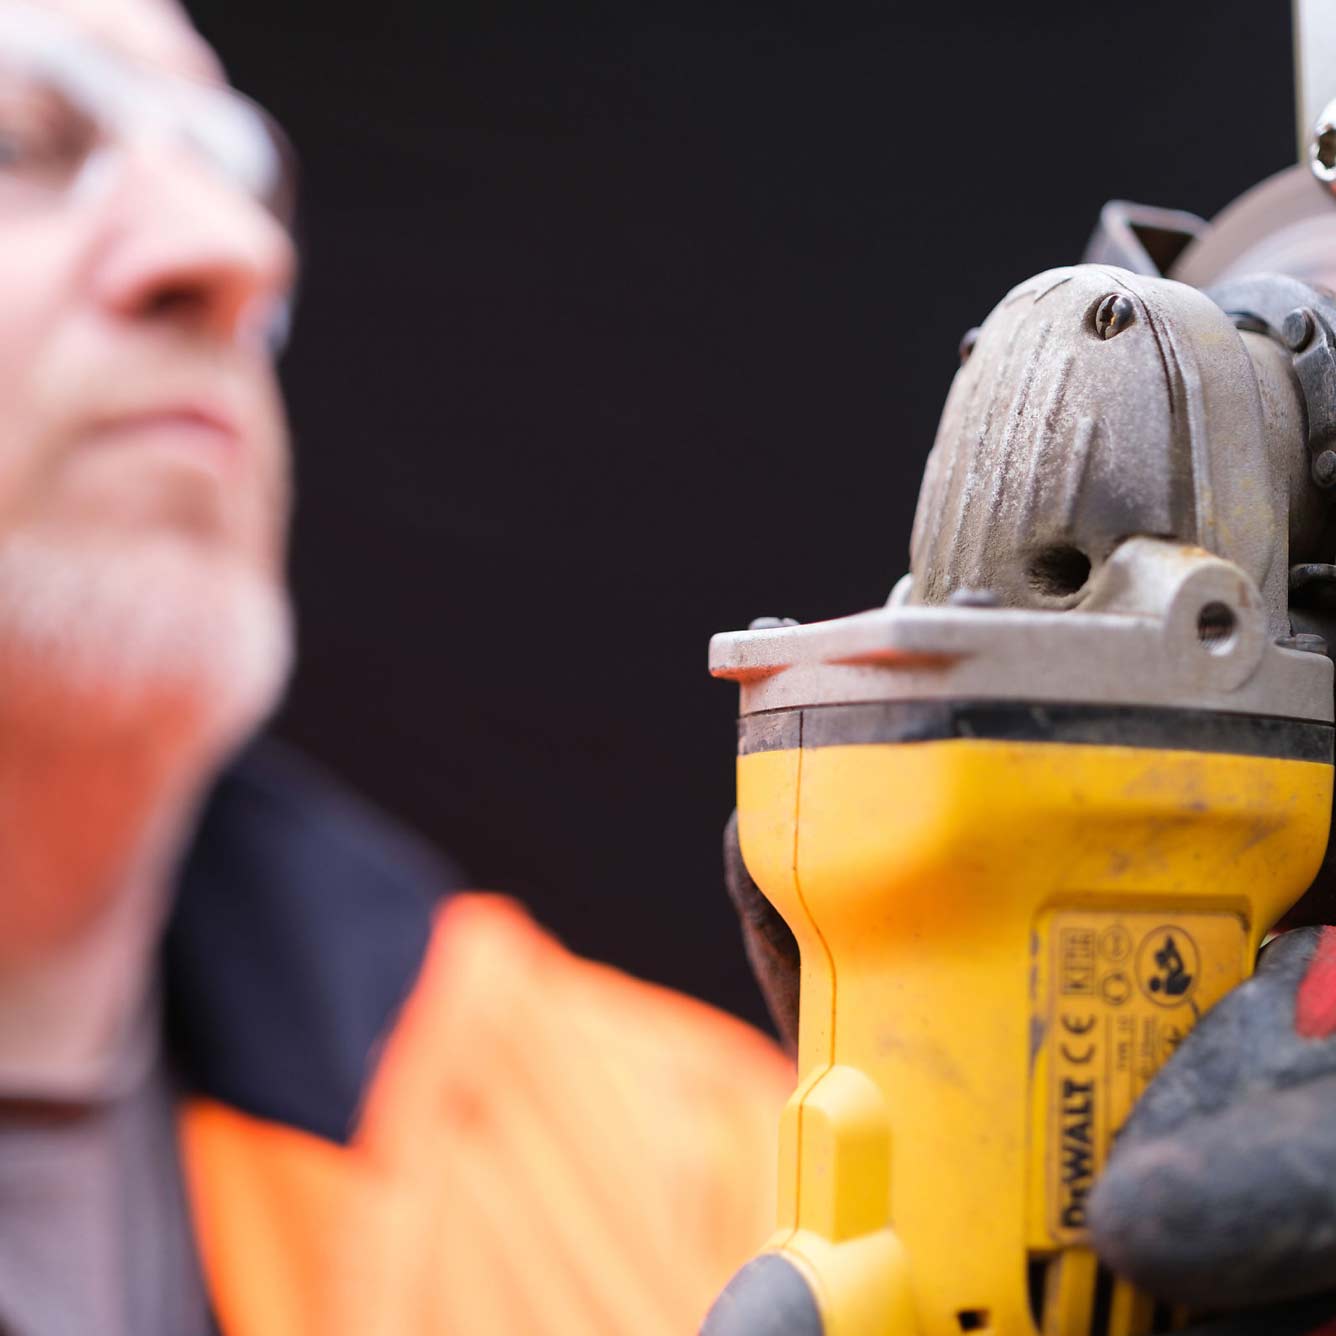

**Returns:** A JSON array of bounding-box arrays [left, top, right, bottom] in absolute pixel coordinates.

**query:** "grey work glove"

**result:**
[[1088, 924, 1336, 1332], [724, 810, 799, 1056]]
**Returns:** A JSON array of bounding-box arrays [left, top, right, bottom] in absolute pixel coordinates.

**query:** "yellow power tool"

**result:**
[[700, 134, 1336, 1336]]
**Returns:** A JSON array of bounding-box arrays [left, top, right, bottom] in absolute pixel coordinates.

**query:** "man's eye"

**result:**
[[0, 128, 65, 172], [0, 82, 94, 192]]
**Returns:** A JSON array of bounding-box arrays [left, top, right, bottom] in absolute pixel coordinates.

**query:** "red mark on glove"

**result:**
[[1296, 926, 1336, 1039], [1302, 1320, 1336, 1335]]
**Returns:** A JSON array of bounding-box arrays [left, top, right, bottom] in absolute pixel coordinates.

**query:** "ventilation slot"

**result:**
[[1027, 1253, 1191, 1335]]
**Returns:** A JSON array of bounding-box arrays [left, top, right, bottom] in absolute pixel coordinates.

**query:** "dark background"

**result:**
[[186, 0, 1294, 1033]]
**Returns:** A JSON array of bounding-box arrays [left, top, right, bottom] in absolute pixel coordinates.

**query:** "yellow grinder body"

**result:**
[[735, 703, 1332, 1336]]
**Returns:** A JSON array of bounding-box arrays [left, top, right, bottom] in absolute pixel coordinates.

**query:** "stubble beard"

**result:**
[[0, 527, 294, 761]]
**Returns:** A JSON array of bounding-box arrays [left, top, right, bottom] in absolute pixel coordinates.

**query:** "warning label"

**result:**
[[1029, 909, 1246, 1247]]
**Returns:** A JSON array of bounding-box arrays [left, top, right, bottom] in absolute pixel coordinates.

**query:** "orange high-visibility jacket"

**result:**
[[166, 743, 792, 1335]]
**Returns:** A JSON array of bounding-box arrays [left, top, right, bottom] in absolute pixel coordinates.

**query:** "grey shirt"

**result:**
[[0, 1050, 213, 1336]]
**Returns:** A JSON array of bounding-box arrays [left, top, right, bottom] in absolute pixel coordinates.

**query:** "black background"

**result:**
[[185, 0, 1294, 1033]]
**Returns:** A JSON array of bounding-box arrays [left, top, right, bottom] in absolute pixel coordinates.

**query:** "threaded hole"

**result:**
[[1197, 601, 1236, 652], [1318, 126, 1336, 177], [1027, 546, 1091, 599]]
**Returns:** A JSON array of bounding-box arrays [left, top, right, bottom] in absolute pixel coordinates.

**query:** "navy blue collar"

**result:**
[[163, 740, 464, 1144]]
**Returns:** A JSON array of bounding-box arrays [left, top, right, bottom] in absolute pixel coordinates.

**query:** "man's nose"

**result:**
[[87, 144, 297, 349]]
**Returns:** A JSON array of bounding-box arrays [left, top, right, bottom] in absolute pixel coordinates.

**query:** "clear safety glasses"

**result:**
[[0, 6, 296, 228]]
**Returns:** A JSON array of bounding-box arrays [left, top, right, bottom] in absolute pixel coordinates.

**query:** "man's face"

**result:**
[[0, 0, 297, 728]]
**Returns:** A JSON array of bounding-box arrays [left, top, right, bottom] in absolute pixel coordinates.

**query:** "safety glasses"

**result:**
[[0, 5, 296, 229]]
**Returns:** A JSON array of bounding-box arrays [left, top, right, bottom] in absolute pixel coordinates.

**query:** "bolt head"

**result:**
[[946, 588, 1000, 608], [1315, 449, 1336, 487], [748, 615, 799, 630], [1095, 294, 1135, 340], [1284, 307, 1316, 351]]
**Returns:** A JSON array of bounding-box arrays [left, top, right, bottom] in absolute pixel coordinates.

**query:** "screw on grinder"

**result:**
[[702, 263, 1336, 1336]]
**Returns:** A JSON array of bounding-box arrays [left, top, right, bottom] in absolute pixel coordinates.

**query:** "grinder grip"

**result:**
[[705, 710, 1333, 1336]]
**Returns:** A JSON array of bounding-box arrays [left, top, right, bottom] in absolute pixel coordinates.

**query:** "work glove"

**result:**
[[724, 810, 799, 1056], [726, 811, 1336, 1333], [1089, 923, 1336, 1333]]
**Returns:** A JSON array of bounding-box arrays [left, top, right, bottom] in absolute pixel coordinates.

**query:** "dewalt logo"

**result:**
[[1057, 1077, 1095, 1230]]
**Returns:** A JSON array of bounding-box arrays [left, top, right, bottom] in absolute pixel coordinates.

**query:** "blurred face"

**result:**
[[0, 0, 297, 736]]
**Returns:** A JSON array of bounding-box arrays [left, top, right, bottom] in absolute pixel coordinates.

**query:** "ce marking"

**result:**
[[1060, 1012, 1096, 1064]]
